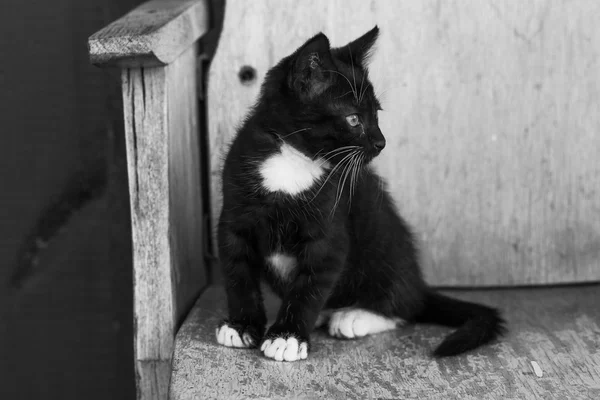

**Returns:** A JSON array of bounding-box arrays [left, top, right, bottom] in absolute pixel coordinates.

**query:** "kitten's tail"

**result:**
[[414, 291, 507, 357]]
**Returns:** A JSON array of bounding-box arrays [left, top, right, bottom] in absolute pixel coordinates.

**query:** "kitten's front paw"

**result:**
[[260, 330, 309, 362], [215, 320, 262, 348]]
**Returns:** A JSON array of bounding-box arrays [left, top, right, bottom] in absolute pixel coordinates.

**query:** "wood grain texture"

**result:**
[[170, 284, 600, 400], [122, 44, 205, 399], [89, 0, 209, 66], [207, 0, 600, 286]]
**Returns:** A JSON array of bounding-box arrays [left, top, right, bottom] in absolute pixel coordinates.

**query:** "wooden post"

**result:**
[[88, 1, 209, 399]]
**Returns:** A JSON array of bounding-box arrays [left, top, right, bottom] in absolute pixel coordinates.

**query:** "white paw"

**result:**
[[260, 337, 308, 362], [328, 308, 403, 339], [215, 324, 254, 348]]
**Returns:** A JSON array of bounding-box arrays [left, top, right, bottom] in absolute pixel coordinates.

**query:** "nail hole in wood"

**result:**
[[238, 66, 256, 85]]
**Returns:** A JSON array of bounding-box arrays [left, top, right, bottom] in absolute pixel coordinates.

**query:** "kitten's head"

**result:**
[[260, 26, 384, 165]]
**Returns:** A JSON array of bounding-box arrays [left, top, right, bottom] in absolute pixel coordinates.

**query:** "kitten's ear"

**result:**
[[289, 33, 337, 100], [336, 26, 380, 67]]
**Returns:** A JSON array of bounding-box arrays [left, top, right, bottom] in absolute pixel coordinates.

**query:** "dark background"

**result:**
[[0, 0, 225, 397], [0, 0, 143, 398]]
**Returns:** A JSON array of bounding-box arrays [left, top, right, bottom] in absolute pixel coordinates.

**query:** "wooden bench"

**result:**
[[171, 285, 600, 399], [89, 1, 600, 399]]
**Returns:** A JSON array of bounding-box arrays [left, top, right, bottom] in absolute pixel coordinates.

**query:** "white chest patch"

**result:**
[[267, 253, 297, 280], [259, 144, 330, 195]]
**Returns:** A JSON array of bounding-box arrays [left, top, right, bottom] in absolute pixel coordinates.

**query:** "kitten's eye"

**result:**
[[345, 114, 360, 127]]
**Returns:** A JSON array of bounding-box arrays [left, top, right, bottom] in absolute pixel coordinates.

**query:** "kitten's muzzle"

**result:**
[[369, 127, 386, 153], [373, 138, 386, 152]]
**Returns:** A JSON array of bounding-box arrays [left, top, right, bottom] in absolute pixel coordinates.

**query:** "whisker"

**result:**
[[323, 150, 356, 176], [280, 127, 311, 139], [347, 156, 357, 208], [358, 154, 365, 194], [351, 153, 364, 199], [315, 147, 358, 167], [319, 145, 360, 158], [315, 146, 360, 162], [338, 153, 359, 211], [331, 152, 358, 217], [334, 90, 355, 100], [377, 87, 390, 103], [358, 72, 366, 106], [348, 45, 358, 104], [324, 69, 357, 102], [349, 154, 359, 201], [323, 151, 356, 181], [309, 151, 357, 202], [350, 153, 364, 204], [359, 82, 371, 106]]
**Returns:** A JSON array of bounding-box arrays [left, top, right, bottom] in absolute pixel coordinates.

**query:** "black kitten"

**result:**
[[215, 27, 506, 361]]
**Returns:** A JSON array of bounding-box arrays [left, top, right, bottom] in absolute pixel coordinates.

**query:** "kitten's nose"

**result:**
[[373, 138, 386, 151]]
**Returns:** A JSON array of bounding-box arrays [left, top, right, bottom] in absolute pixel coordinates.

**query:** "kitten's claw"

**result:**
[[261, 337, 308, 362], [216, 323, 255, 348]]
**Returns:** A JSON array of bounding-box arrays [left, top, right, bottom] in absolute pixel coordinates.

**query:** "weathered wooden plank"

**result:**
[[122, 44, 205, 399], [137, 361, 172, 400], [207, 0, 600, 286], [170, 284, 600, 400], [89, 0, 209, 66]]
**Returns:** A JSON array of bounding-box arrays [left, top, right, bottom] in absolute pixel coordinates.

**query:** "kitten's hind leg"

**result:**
[[328, 308, 405, 339], [314, 309, 333, 329]]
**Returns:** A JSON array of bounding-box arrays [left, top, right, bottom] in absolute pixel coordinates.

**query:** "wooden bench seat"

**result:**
[[170, 284, 600, 400]]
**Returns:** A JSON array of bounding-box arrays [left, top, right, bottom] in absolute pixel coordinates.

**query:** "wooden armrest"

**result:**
[[88, 1, 211, 398], [89, 0, 209, 66]]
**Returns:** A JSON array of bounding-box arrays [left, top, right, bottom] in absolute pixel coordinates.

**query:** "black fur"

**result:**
[[217, 26, 506, 358]]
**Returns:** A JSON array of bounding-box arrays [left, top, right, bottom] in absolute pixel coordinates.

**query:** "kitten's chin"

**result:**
[[363, 153, 379, 165]]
